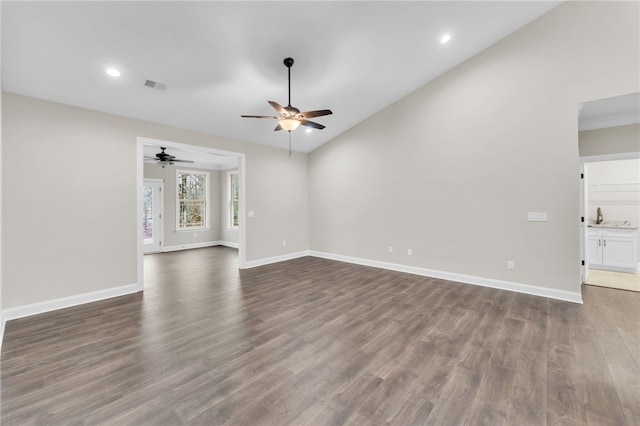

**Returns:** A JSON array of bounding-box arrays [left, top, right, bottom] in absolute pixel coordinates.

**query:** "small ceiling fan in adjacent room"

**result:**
[[144, 147, 194, 168], [241, 57, 333, 155]]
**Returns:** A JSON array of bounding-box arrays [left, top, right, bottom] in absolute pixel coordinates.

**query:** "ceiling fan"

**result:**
[[241, 57, 333, 133], [144, 147, 194, 168]]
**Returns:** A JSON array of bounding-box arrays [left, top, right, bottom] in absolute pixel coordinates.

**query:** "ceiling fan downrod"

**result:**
[[284, 57, 294, 107]]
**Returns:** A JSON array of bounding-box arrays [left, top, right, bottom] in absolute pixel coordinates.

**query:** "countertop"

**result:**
[[589, 224, 638, 230]]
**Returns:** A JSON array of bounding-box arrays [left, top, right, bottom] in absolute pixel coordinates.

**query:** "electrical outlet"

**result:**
[[282, 240, 287, 247], [388, 246, 393, 254], [507, 260, 515, 270], [194, 232, 197, 238], [408, 248, 413, 256]]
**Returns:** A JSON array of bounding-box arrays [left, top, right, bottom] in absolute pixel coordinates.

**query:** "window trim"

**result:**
[[175, 169, 210, 231]]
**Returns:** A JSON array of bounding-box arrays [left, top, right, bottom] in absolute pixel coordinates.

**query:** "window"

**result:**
[[229, 171, 239, 228], [176, 170, 209, 230]]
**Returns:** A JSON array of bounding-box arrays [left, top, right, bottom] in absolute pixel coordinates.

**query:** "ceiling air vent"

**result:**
[[144, 79, 167, 91]]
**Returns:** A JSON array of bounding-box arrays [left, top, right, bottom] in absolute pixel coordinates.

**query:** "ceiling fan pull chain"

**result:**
[[289, 132, 292, 158]]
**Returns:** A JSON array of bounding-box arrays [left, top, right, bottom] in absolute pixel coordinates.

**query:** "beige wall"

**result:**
[[144, 163, 221, 248], [579, 124, 640, 157], [2, 93, 309, 309], [308, 1, 639, 294]]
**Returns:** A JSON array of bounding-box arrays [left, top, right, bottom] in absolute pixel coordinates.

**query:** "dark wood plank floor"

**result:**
[[2, 247, 639, 425]]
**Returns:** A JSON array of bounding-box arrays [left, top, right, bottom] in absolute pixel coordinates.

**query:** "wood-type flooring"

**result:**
[[2, 247, 639, 425]]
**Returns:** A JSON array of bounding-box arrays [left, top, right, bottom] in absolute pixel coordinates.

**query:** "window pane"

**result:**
[[232, 200, 239, 227], [143, 186, 154, 243], [229, 173, 239, 227], [231, 174, 239, 200], [177, 171, 208, 229], [179, 201, 205, 227]]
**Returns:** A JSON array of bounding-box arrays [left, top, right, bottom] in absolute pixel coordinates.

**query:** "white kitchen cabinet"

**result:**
[[588, 234, 603, 265], [588, 228, 638, 273]]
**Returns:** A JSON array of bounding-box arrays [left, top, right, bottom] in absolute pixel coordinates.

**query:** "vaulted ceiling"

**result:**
[[2, 1, 561, 153]]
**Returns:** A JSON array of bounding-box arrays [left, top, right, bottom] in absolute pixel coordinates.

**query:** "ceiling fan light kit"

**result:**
[[279, 118, 301, 132], [241, 57, 333, 155]]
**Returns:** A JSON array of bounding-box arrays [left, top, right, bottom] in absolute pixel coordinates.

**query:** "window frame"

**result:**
[[228, 170, 240, 229], [175, 169, 210, 231]]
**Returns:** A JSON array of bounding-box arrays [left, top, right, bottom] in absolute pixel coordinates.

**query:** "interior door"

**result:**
[[143, 179, 163, 254]]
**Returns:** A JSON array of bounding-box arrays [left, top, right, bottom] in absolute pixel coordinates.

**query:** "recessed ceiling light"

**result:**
[[440, 34, 451, 44], [106, 68, 121, 77], [305, 128, 312, 133]]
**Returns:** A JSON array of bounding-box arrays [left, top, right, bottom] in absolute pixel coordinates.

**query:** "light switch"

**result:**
[[528, 212, 548, 222], [248, 211, 255, 218]]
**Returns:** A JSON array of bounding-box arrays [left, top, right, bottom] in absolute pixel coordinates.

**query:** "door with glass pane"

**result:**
[[143, 179, 163, 254]]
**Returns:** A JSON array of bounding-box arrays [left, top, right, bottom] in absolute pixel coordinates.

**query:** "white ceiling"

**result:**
[[2, 1, 561, 153]]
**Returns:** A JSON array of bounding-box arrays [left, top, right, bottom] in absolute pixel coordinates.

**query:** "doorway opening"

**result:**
[[578, 92, 640, 292], [136, 137, 247, 292], [580, 156, 640, 292]]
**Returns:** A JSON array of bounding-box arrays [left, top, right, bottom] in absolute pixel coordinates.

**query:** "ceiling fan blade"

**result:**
[[241, 115, 279, 119], [300, 119, 325, 130], [172, 159, 195, 163], [274, 123, 284, 131], [144, 156, 156, 160], [268, 101, 289, 117], [299, 109, 333, 119]]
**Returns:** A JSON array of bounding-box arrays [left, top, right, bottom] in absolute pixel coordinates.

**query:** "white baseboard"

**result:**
[[309, 251, 583, 304], [0, 311, 5, 352], [160, 241, 238, 252], [244, 250, 310, 269], [2, 283, 140, 323], [590, 264, 638, 274], [161, 241, 220, 252], [0, 249, 584, 346], [218, 241, 239, 249]]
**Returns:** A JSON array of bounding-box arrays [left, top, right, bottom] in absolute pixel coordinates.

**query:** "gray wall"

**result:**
[[2, 93, 309, 309], [144, 163, 221, 248], [308, 1, 639, 294], [579, 124, 640, 157]]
